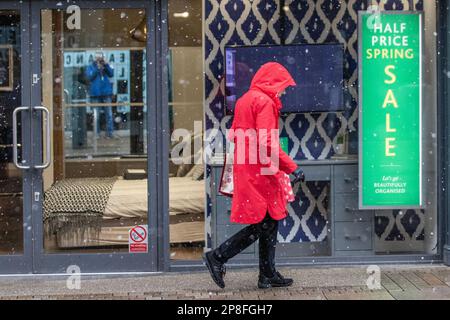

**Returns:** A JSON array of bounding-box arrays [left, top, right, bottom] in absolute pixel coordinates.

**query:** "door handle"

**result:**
[[12, 106, 30, 169], [344, 235, 362, 241], [33, 106, 51, 169]]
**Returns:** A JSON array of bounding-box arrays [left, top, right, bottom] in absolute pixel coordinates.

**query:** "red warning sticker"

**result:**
[[129, 225, 148, 253]]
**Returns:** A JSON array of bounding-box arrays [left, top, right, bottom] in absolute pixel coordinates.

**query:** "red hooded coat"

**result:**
[[228, 62, 298, 224]]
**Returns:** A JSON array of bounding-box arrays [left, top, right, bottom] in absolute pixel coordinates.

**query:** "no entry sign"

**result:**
[[129, 225, 148, 253]]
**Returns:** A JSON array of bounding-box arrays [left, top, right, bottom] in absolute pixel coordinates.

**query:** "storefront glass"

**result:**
[[0, 0, 444, 275], [40, 7, 149, 253], [0, 10, 23, 255], [167, 0, 205, 261], [202, 0, 438, 261]]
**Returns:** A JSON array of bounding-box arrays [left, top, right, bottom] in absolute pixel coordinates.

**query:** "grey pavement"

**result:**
[[0, 264, 450, 300]]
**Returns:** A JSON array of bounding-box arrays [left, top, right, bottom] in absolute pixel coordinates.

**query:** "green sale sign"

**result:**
[[359, 12, 422, 209]]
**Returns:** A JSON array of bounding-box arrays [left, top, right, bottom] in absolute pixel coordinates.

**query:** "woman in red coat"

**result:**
[[203, 62, 305, 289]]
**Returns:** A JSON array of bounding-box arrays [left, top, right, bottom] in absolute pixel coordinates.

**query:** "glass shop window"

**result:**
[[41, 8, 149, 253], [0, 11, 23, 255], [167, 0, 205, 261], [203, 0, 438, 259]]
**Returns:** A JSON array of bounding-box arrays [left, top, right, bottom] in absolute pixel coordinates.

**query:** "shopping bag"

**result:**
[[219, 142, 234, 197], [281, 173, 295, 202]]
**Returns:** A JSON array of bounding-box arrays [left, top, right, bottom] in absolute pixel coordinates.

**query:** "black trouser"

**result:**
[[213, 214, 279, 277]]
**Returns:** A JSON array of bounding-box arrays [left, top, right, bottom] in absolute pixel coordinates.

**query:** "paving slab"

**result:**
[[390, 287, 450, 300], [415, 271, 447, 287], [401, 271, 432, 290], [431, 269, 450, 285], [323, 288, 394, 300], [381, 273, 402, 292], [385, 272, 418, 291], [0, 265, 449, 300]]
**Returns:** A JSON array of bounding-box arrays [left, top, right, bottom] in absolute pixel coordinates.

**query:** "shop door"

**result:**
[[0, 2, 34, 274], [30, 0, 158, 273]]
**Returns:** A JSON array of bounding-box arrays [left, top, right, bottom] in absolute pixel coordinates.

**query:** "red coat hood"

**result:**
[[249, 62, 296, 109]]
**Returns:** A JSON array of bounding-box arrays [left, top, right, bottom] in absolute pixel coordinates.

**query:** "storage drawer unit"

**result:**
[[334, 221, 373, 251], [216, 196, 232, 225], [334, 194, 371, 222], [300, 165, 331, 181], [333, 165, 374, 256], [333, 165, 359, 193]]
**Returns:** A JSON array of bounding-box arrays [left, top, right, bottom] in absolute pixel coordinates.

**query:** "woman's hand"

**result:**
[[290, 167, 305, 184]]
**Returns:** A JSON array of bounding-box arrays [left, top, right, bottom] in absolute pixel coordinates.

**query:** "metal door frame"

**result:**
[[30, 0, 159, 273], [0, 1, 34, 274]]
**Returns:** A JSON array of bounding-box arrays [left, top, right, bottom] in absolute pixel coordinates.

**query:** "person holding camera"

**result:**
[[86, 52, 115, 139]]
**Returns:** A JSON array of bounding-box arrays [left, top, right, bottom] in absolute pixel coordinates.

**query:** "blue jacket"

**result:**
[[86, 62, 114, 97]]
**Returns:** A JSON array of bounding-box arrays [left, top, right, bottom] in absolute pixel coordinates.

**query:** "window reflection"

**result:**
[[168, 0, 205, 260], [63, 49, 146, 157], [42, 8, 149, 253], [0, 10, 23, 255]]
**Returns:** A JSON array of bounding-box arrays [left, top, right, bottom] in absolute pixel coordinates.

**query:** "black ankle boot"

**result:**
[[258, 271, 293, 289], [203, 251, 226, 289]]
